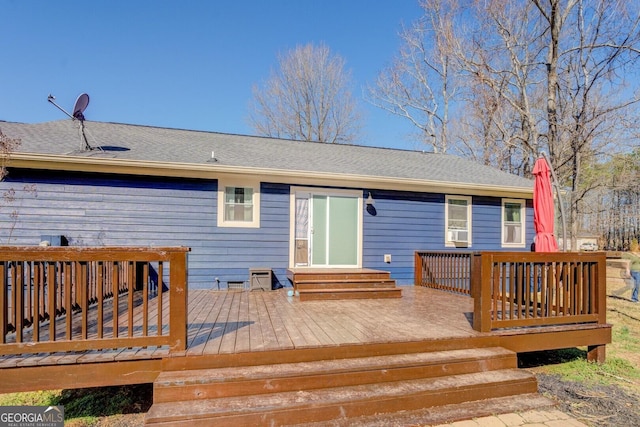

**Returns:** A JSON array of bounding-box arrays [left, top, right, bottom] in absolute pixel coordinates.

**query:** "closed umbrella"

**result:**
[[533, 157, 558, 252]]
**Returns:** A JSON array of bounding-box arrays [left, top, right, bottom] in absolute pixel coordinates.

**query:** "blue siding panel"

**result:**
[[0, 171, 292, 289], [1, 171, 533, 289], [362, 191, 534, 285]]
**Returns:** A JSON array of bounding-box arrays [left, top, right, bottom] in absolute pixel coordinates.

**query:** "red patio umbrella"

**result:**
[[532, 157, 558, 252]]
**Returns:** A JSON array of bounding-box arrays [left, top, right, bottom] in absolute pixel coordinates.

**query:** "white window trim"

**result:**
[[217, 178, 261, 228], [445, 195, 472, 247], [501, 198, 526, 248]]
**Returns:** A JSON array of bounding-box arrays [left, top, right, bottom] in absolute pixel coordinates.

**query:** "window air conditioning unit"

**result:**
[[448, 229, 469, 243]]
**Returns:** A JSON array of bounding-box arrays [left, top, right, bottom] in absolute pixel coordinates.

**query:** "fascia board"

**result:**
[[5, 152, 533, 199]]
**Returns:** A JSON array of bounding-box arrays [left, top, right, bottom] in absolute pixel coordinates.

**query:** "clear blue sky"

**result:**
[[1, 1, 424, 149]]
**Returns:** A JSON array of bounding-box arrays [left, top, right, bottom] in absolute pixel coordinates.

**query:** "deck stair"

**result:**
[[287, 268, 402, 301], [145, 346, 539, 426]]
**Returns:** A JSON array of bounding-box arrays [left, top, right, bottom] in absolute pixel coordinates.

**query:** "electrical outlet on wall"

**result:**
[[384, 254, 392, 263]]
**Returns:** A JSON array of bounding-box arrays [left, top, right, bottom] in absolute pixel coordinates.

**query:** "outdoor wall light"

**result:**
[[366, 192, 375, 206]]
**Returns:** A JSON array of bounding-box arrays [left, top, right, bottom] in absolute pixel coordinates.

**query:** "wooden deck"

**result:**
[[0, 284, 611, 424], [183, 285, 470, 356], [0, 249, 613, 424], [0, 285, 610, 393], [1, 286, 471, 368]]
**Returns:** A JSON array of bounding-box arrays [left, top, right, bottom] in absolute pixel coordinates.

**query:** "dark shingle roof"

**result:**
[[0, 120, 533, 191]]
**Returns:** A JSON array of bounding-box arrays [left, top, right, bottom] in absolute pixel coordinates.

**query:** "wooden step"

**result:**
[[153, 347, 517, 404], [291, 393, 557, 426], [289, 271, 391, 281], [298, 287, 402, 301], [145, 369, 537, 426], [295, 279, 397, 289], [287, 269, 399, 300]]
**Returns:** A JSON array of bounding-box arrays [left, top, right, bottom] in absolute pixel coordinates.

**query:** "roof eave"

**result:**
[[5, 152, 533, 198]]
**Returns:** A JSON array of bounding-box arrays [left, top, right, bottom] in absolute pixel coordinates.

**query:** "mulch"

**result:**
[[537, 373, 640, 427]]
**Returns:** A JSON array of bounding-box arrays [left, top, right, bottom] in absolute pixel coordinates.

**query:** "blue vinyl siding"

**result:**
[[362, 191, 534, 285], [0, 171, 290, 289], [1, 170, 532, 289]]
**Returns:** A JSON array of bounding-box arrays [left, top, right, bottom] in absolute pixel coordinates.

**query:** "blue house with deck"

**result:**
[[0, 120, 534, 289]]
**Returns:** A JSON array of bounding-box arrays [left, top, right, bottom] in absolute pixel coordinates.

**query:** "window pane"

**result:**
[[504, 202, 521, 222], [224, 186, 253, 221], [295, 198, 309, 239], [448, 199, 468, 229], [503, 201, 523, 244], [504, 224, 522, 243]]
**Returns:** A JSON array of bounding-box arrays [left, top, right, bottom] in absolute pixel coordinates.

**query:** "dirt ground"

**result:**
[[536, 373, 639, 427]]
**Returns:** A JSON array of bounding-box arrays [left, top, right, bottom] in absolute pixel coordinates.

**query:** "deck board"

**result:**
[[235, 292, 251, 353], [256, 292, 288, 351], [282, 295, 335, 346], [185, 291, 225, 357], [183, 290, 219, 354], [218, 292, 242, 354], [247, 293, 264, 351], [203, 291, 234, 355], [184, 289, 219, 354], [272, 295, 314, 348]]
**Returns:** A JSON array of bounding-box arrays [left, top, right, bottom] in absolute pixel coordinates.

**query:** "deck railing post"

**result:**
[[168, 250, 188, 352], [0, 262, 6, 344], [414, 251, 423, 287], [472, 252, 492, 332], [596, 252, 607, 325]]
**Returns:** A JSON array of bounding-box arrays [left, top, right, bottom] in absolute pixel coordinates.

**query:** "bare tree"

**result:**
[[588, 149, 640, 249], [367, 0, 461, 153], [0, 129, 34, 244], [531, 0, 640, 247], [248, 43, 361, 144], [455, 0, 546, 175], [374, 0, 640, 245], [0, 129, 20, 181]]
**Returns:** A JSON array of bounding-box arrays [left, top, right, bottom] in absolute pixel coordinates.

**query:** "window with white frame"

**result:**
[[217, 179, 260, 228], [502, 199, 525, 247], [445, 195, 471, 246]]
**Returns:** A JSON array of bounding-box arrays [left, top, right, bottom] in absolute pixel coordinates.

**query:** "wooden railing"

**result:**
[[0, 246, 189, 356], [415, 251, 607, 332], [414, 251, 473, 295]]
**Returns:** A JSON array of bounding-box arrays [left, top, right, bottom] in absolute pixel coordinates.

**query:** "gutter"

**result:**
[[5, 152, 534, 199]]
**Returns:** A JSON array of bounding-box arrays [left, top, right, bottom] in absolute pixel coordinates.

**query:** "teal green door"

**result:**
[[311, 194, 358, 266]]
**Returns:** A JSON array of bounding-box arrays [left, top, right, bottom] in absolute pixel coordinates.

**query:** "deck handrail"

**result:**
[[0, 246, 189, 356], [472, 251, 606, 332], [414, 250, 474, 295], [415, 250, 607, 332]]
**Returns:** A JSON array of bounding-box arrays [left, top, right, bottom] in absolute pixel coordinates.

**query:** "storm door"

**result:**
[[293, 190, 360, 267]]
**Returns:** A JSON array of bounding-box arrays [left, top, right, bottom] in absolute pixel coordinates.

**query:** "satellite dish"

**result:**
[[47, 92, 99, 152], [47, 92, 90, 122], [72, 93, 89, 121]]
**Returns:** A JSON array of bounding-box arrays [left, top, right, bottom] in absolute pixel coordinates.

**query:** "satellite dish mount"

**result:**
[[47, 93, 95, 151]]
